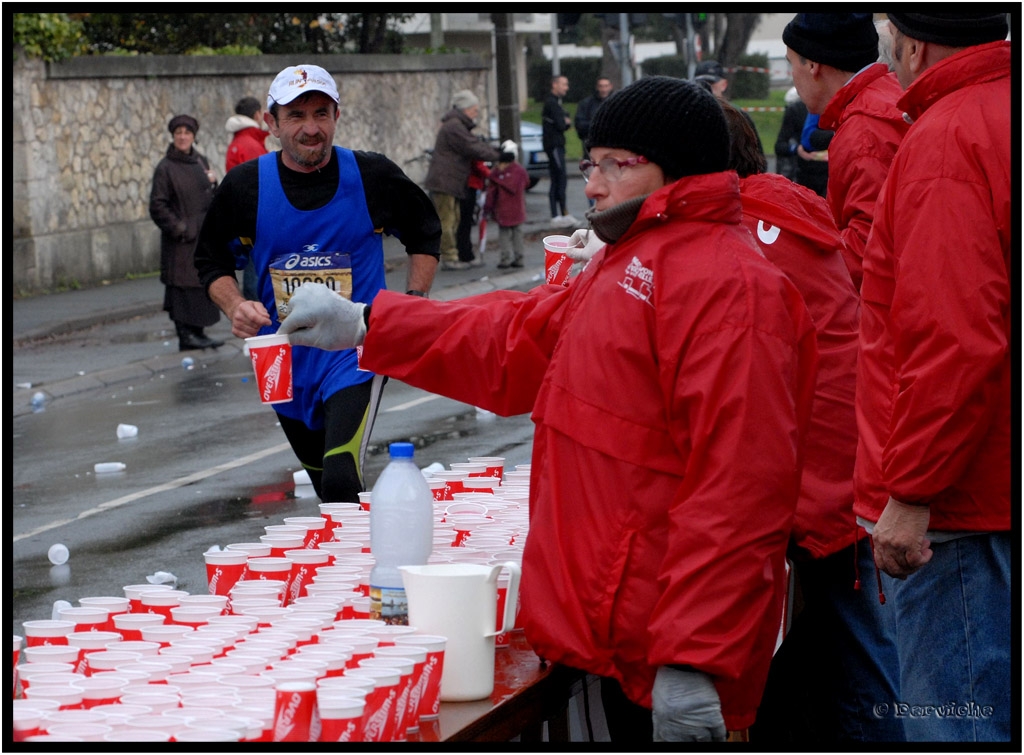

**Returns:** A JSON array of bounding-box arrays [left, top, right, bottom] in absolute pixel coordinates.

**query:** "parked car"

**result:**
[[489, 117, 547, 189]]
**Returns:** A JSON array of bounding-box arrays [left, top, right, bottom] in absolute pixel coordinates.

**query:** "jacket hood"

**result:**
[[897, 40, 1009, 123], [225, 114, 264, 134], [739, 173, 843, 253]]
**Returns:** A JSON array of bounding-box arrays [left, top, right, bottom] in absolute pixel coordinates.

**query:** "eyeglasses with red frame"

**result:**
[[579, 155, 650, 182]]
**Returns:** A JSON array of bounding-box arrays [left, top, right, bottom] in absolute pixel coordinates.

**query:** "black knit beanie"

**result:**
[[585, 76, 729, 180], [887, 13, 1008, 47], [168, 114, 199, 136], [783, 13, 879, 72]]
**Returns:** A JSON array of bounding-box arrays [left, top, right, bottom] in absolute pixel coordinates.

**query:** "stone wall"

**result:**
[[12, 53, 491, 294]]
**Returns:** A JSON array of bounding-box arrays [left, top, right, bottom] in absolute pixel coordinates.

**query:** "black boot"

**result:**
[[177, 322, 204, 351], [193, 327, 224, 349], [177, 323, 223, 351]]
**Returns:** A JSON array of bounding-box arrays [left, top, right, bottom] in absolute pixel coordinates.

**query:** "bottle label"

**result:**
[[369, 584, 410, 625]]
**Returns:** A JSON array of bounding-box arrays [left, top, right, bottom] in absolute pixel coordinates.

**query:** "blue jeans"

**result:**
[[751, 539, 904, 743], [546, 146, 567, 218], [880, 532, 1011, 742]]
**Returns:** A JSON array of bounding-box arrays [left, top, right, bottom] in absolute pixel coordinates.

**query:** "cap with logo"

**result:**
[[267, 65, 340, 110]]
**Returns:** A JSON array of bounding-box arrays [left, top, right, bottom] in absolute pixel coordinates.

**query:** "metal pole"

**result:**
[[430, 13, 444, 50], [550, 13, 560, 76], [492, 14, 521, 152], [619, 14, 632, 86], [686, 14, 696, 79]]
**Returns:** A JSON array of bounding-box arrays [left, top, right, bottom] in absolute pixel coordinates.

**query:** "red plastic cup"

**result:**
[[317, 693, 366, 742], [543, 235, 573, 286], [78, 598, 130, 632], [272, 681, 320, 742], [138, 590, 188, 621], [204, 549, 249, 597], [57, 606, 111, 634], [122, 584, 175, 614], [373, 644, 428, 733], [224, 542, 272, 558], [246, 557, 295, 604], [75, 675, 128, 708], [13, 634, 23, 698], [467, 456, 505, 480], [22, 620, 76, 648], [110, 612, 165, 642], [283, 516, 328, 549], [359, 655, 416, 739], [345, 666, 401, 743], [283, 549, 331, 604], [246, 333, 293, 405], [394, 634, 446, 721]]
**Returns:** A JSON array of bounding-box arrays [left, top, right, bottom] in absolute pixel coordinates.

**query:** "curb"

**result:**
[[14, 264, 548, 419]]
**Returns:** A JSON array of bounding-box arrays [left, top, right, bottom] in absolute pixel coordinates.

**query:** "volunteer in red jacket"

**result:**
[[719, 100, 904, 743], [279, 77, 819, 742], [224, 96, 269, 173], [856, 12, 1010, 742], [784, 13, 909, 291]]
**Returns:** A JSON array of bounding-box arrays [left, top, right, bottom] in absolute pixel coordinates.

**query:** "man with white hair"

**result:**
[[424, 89, 504, 270]]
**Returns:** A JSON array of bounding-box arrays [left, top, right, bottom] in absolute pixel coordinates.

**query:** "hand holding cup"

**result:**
[[278, 283, 367, 351]]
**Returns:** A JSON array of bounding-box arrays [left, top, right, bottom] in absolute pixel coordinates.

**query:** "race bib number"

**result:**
[[270, 251, 353, 318]]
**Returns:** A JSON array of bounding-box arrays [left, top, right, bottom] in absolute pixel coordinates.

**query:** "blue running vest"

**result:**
[[252, 147, 386, 428]]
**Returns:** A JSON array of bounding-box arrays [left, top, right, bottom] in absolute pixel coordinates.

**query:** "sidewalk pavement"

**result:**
[[13, 176, 591, 417]]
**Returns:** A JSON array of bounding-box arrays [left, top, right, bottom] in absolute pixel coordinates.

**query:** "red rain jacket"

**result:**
[[855, 42, 1011, 532], [225, 121, 268, 173], [361, 171, 819, 730], [740, 173, 860, 558], [819, 64, 909, 291]]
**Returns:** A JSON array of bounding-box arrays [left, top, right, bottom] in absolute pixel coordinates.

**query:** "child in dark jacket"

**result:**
[[485, 140, 530, 268]]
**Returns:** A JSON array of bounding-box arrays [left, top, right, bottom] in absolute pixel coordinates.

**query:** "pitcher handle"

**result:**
[[484, 561, 521, 638]]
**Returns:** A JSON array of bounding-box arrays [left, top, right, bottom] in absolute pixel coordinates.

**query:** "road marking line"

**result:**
[[384, 395, 440, 412], [12, 442, 292, 543]]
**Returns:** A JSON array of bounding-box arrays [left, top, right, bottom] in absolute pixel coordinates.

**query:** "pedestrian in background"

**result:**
[[718, 99, 904, 744], [456, 160, 491, 267], [784, 13, 909, 291], [149, 114, 223, 352], [424, 89, 503, 271], [774, 87, 830, 196], [694, 60, 765, 154], [484, 140, 529, 269], [542, 74, 578, 227], [195, 64, 440, 504], [575, 76, 614, 209], [277, 76, 819, 743], [225, 96, 268, 172], [224, 95, 269, 301], [574, 76, 613, 159], [855, 12, 1011, 742]]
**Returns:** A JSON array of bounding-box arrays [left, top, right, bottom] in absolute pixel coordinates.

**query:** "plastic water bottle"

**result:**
[[369, 442, 433, 625]]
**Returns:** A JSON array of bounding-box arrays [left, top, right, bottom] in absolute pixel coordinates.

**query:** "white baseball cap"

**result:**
[[267, 64, 340, 110]]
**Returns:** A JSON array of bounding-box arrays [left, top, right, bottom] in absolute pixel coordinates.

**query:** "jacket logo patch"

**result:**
[[756, 220, 781, 245], [618, 256, 654, 306]]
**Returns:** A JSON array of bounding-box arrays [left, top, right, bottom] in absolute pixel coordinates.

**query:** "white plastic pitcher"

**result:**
[[399, 561, 520, 702]]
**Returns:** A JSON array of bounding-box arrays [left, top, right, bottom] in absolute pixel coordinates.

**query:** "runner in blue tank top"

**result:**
[[196, 64, 440, 502]]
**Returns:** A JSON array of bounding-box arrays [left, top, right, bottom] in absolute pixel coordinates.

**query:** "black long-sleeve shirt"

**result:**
[[195, 149, 440, 291]]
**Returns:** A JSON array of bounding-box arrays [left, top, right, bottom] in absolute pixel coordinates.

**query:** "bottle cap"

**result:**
[[388, 442, 414, 459]]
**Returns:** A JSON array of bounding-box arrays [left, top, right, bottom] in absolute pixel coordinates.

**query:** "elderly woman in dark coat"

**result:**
[[149, 114, 223, 350]]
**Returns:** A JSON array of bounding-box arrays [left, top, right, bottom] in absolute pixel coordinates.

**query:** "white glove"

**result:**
[[651, 667, 727, 742], [566, 228, 605, 262], [500, 139, 518, 155], [277, 283, 366, 351]]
